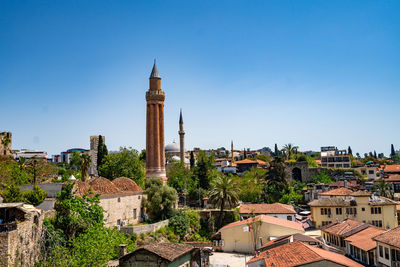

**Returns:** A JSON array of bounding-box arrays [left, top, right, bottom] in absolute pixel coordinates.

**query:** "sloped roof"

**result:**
[[385, 174, 400, 182], [220, 215, 304, 232], [344, 226, 385, 251], [373, 226, 400, 248], [308, 198, 350, 207], [73, 177, 143, 197], [247, 241, 362, 267], [235, 159, 257, 164], [122, 243, 195, 262], [379, 164, 400, 173], [321, 219, 369, 237], [259, 233, 321, 251], [319, 187, 353, 196], [112, 177, 143, 193], [240, 203, 296, 214]]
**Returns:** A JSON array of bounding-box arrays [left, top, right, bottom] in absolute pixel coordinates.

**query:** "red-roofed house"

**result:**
[[247, 241, 363, 267], [217, 215, 304, 253], [344, 226, 385, 266], [239, 203, 297, 221], [373, 226, 400, 267]]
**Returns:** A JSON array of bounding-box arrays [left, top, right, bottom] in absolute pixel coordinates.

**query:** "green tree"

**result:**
[[193, 150, 215, 190], [167, 162, 193, 194], [306, 156, 318, 168], [70, 151, 82, 170], [2, 184, 25, 203], [236, 168, 265, 203], [348, 146, 353, 155], [99, 147, 146, 187], [209, 174, 239, 228], [373, 179, 393, 198], [143, 178, 177, 221], [80, 154, 91, 182], [312, 171, 334, 184], [262, 160, 288, 203], [168, 210, 190, 240], [295, 154, 307, 162], [190, 151, 195, 170], [97, 135, 108, 170], [24, 185, 47, 206], [53, 183, 104, 240], [282, 143, 299, 160], [391, 144, 396, 158]]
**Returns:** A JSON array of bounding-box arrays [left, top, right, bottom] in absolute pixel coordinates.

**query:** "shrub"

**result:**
[[168, 211, 190, 240]]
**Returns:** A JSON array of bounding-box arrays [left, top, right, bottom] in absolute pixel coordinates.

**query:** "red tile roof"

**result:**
[[235, 159, 257, 164], [322, 219, 369, 237], [247, 241, 363, 267], [344, 226, 385, 252], [385, 174, 400, 182], [73, 177, 143, 197], [350, 190, 371, 197], [259, 233, 321, 251], [122, 242, 195, 262], [318, 187, 353, 196], [240, 203, 296, 214], [379, 164, 400, 173], [220, 215, 304, 232], [373, 226, 400, 248]]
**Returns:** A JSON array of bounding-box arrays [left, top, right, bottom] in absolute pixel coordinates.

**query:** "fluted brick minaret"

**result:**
[[146, 60, 167, 182], [179, 109, 185, 164]]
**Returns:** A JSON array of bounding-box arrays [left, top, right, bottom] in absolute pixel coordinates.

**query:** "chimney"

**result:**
[[119, 244, 127, 258]]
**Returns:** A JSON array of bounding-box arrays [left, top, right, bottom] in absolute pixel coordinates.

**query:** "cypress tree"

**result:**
[[190, 151, 195, 170], [391, 144, 396, 157], [348, 146, 352, 155], [274, 143, 279, 157], [97, 135, 108, 170], [374, 150, 377, 159]]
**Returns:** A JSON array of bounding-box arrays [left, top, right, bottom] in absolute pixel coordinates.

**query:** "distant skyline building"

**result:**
[[145, 61, 167, 182]]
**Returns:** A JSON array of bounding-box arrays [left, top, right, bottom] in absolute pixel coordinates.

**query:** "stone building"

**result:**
[[145, 61, 167, 182], [0, 203, 44, 267], [89, 135, 105, 176], [73, 177, 144, 227], [119, 242, 200, 267], [0, 132, 12, 156]]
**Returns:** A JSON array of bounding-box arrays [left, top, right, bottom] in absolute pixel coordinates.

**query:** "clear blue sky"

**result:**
[[1, 0, 399, 156]]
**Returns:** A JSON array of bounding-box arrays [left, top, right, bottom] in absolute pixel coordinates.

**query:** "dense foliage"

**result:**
[[99, 147, 146, 187], [143, 178, 177, 220], [2, 184, 47, 206]]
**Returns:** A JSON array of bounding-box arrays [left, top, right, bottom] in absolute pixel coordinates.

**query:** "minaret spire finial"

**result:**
[[179, 109, 183, 124], [150, 59, 160, 79]]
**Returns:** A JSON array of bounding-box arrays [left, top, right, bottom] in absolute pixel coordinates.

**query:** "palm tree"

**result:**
[[209, 174, 239, 228], [80, 154, 91, 182], [373, 179, 393, 199], [282, 143, 299, 160]]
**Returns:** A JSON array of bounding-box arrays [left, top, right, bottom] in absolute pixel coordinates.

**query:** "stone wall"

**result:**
[[119, 219, 169, 235], [0, 206, 44, 267], [101, 193, 144, 228]]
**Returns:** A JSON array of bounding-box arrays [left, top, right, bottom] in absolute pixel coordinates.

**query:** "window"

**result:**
[[117, 219, 121, 226], [385, 247, 389, 259], [368, 170, 374, 174], [371, 207, 382, 214], [336, 208, 342, 215], [133, 209, 137, 220], [138, 195, 141, 199], [362, 207, 365, 211], [287, 216, 292, 221], [118, 197, 121, 203], [379, 246, 383, 257], [321, 208, 331, 215]]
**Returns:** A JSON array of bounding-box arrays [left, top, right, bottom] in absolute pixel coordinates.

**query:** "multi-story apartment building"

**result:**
[[320, 146, 351, 168], [373, 226, 400, 267], [14, 149, 47, 160], [309, 190, 398, 229]]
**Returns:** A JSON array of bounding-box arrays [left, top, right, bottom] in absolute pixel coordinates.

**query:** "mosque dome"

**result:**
[[165, 141, 180, 153]]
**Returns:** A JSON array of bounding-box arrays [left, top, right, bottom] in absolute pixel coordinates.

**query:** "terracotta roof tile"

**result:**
[[248, 241, 362, 267], [379, 164, 400, 173], [373, 226, 400, 248], [112, 177, 143, 193], [122, 242, 195, 262], [259, 233, 321, 251], [220, 215, 304, 232], [240, 203, 296, 214], [385, 174, 400, 182], [322, 219, 369, 237], [319, 187, 353, 196], [235, 159, 257, 164], [344, 226, 385, 251], [73, 177, 144, 197]]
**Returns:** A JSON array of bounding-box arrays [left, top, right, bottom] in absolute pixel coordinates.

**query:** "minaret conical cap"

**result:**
[[179, 109, 183, 124], [150, 59, 161, 79]]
